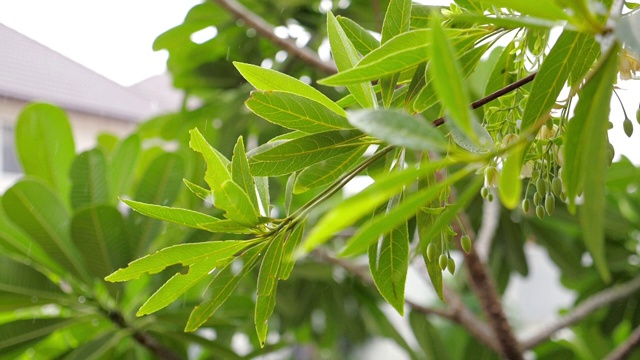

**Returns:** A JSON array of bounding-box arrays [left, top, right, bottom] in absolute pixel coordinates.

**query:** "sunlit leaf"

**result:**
[[499, 142, 525, 209], [232, 137, 260, 214], [70, 149, 109, 210], [336, 16, 380, 56], [476, 0, 569, 21], [216, 180, 260, 226], [189, 128, 231, 191], [294, 145, 367, 193], [379, 0, 411, 107]]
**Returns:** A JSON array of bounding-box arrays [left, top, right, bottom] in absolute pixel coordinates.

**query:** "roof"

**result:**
[[0, 23, 180, 122]]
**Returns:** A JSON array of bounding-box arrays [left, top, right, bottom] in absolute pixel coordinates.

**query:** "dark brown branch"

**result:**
[[107, 310, 182, 360], [522, 275, 640, 350], [432, 72, 537, 127], [604, 323, 640, 360], [212, 0, 337, 74]]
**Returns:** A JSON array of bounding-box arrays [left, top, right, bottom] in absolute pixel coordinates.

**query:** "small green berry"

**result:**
[[532, 169, 541, 180], [481, 187, 489, 199], [636, 107, 640, 125], [447, 258, 456, 275], [426, 243, 437, 261], [439, 254, 448, 271], [536, 178, 547, 194], [522, 198, 531, 213], [487, 192, 494, 202], [533, 192, 542, 206], [545, 194, 555, 215], [536, 205, 545, 219], [461, 235, 472, 253], [624, 118, 634, 138], [551, 177, 563, 197]]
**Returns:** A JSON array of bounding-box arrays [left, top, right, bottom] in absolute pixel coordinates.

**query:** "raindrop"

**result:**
[[31, 296, 38, 303], [190, 26, 218, 44], [78, 296, 86, 304]]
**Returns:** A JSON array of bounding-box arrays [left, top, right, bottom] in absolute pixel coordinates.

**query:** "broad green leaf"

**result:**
[[409, 311, 450, 359], [71, 205, 131, 279], [340, 166, 473, 257], [563, 47, 619, 282], [569, 34, 599, 86], [0, 255, 66, 300], [499, 142, 525, 209], [303, 157, 455, 252], [70, 149, 109, 210], [2, 179, 86, 280], [411, 5, 435, 29], [368, 221, 409, 315], [0, 318, 84, 353], [15, 103, 75, 204], [476, 0, 569, 21], [379, 0, 412, 107], [234, 62, 346, 116], [429, 13, 477, 144], [215, 180, 260, 226], [615, 10, 640, 55], [189, 128, 231, 191], [248, 130, 365, 176], [520, 31, 590, 133], [328, 12, 377, 108], [0, 206, 57, 272], [447, 118, 495, 153], [485, 43, 517, 99], [105, 240, 251, 282], [336, 16, 380, 56], [123, 199, 251, 233], [186, 244, 266, 331], [231, 137, 260, 211], [294, 145, 367, 193], [279, 221, 306, 280], [348, 109, 448, 151], [255, 233, 286, 346], [109, 134, 141, 199], [245, 91, 352, 132]]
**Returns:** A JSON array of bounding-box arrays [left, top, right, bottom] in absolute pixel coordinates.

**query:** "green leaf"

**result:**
[[429, 13, 477, 144], [245, 91, 353, 133], [327, 12, 377, 108], [279, 221, 306, 280], [0, 255, 66, 301], [476, 0, 569, 21], [234, 62, 346, 116], [336, 16, 380, 56], [303, 157, 455, 252], [189, 128, 231, 191], [447, 115, 495, 153], [294, 145, 367, 193], [109, 134, 141, 199], [15, 103, 75, 204], [2, 179, 86, 280], [105, 240, 252, 282], [340, 166, 473, 257], [499, 142, 525, 209], [231, 137, 260, 213], [368, 220, 409, 315], [62, 330, 127, 360], [563, 47, 619, 282], [248, 130, 365, 176], [255, 176, 270, 218], [186, 244, 266, 332], [71, 205, 131, 279], [0, 318, 83, 353], [569, 34, 599, 86], [409, 311, 450, 359], [0, 206, 57, 272], [183, 179, 213, 204], [379, 0, 412, 107], [70, 149, 109, 210], [520, 31, 590, 133], [215, 180, 260, 226], [255, 233, 286, 346], [348, 109, 448, 151]]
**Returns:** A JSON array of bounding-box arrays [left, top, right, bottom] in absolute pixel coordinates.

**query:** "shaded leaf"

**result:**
[[476, 0, 569, 21], [379, 0, 412, 107], [409, 311, 450, 359], [615, 10, 640, 55], [109, 134, 141, 199], [0, 255, 65, 300], [70, 149, 109, 210], [0, 318, 84, 353], [279, 221, 306, 280], [255, 233, 286, 346]]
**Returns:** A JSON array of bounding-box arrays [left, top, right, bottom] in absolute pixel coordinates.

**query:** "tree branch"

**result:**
[[604, 323, 640, 360], [474, 191, 501, 262], [522, 275, 640, 350], [212, 0, 337, 74]]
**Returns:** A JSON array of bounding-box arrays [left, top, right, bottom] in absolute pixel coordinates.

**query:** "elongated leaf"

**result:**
[[348, 109, 448, 151], [336, 16, 380, 55], [569, 34, 599, 86], [303, 157, 455, 252], [0, 255, 65, 300], [279, 221, 306, 280], [340, 167, 473, 257], [70, 149, 109, 210], [71, 205, 131, 279], [234, 62, 345, 116], [0, 318, 83, 353], [563, 47, 619, 282], [105, 240, 252, 282], [0, 207, 57, 271], [246, 91, 352, 133], [189, 128, 231, 191], [109, 134, 141, 198], [379, 0, 412, 107], [409, 312, 450, 359], [499, 142, 525, 209], [255, 233, 285, 346], [294, 145, 367, 193], [186, 244, 266, 331], [15, 103, 75, 203], [183, 179, 213, 204], [255, 176, 270, 217], [2, 179, 86, 280], [429, 13, 477, 144], [369, 221, 409, 315], [476, 0, 569, 21], [248, 130, 365, 176], [216, 180, 260, 226], [448, 118, 495, 153], [520, 31, 590, 133], [328, 12, 377, 109], [62, 330, 127, 360], [232, 137, 260, 211]]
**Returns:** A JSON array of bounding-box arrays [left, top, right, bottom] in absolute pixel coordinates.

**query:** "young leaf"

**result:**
[[476, 0, 569, 22], [279, 221, 306, 280], [327, 11, 377, 109], [294, 145, 367, 193], [563, 47, 619, 282], [348, 109, 448, 151], [70, 149, 110, 210], [255, 234, 286, 347], [368, 221, 409, 315], [379, 0, 412, 107], [185, 244, 266, 332], [248, 130, 365, 176], [234, 62, 346, 116], [336, 16, 380, 56], [183, 179, 213, 204], [189, 128, 231, 191], [215, 180, 260, 226], [499, 142, 525, 209], [245, 91, 352, 133], [105, 240, 252, 282], [232, 137, 260, 212]]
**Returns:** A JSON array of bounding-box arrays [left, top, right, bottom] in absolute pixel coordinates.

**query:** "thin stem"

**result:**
[[604, 323, 640, 360]]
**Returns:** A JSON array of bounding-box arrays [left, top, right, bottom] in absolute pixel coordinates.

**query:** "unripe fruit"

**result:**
[[536, 205, 545, 219], [439, 254, 448, 271], [461, 235, 472, 253], [487, 193, 494, 202], [426, 243, 437, 261], [484, 166, 500, 188], [636, 107, 640, 125], [532, 169, 541, 180], [551, 177, 563, 197], [447, 258, 456, 275], [624, 118, 634, 138], [545, 194, 555, 215], [522, 198, 531, 213], [481, 187, 489, 199], [533, 192, 542, 206], [536, 178, 547, 194]]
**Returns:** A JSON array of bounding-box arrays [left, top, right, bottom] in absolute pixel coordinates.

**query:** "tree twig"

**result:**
[[212, 0, 337, 74], [604, 323, 640, 360], [522, 275, 640, 350]]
